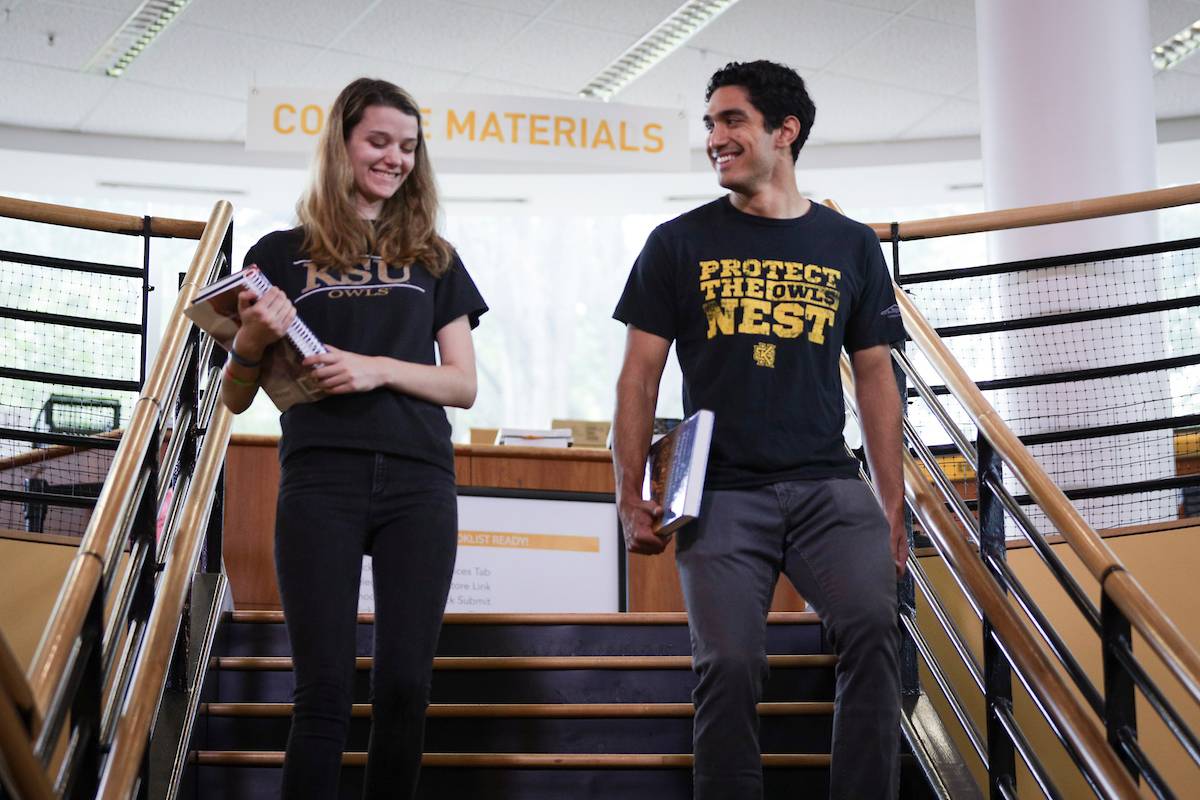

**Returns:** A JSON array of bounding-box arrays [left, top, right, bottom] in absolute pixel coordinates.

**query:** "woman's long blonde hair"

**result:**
[[298, 78, 453, 276]]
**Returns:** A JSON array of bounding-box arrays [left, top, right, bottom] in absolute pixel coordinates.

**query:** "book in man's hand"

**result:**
[[642, 409, 714, 537], [184, 267, 328, 412]]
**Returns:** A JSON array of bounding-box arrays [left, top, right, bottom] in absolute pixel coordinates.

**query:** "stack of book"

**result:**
[[494, 428, 573, 448]]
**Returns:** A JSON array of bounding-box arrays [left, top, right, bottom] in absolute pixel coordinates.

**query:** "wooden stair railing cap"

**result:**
[[835, 336, 1139, 797], [0, 194, 206, 239]]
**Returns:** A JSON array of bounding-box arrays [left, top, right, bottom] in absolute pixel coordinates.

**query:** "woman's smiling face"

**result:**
[[346, 104, 420, 218]]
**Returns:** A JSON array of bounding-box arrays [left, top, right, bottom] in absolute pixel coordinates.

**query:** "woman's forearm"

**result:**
[[376, 357, 477, 408]]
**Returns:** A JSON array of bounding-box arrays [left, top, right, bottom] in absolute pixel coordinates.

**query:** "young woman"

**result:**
[[221, 78, 487, 799]]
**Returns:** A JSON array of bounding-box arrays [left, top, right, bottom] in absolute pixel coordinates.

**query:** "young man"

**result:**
[[612, 61, 906, 799]]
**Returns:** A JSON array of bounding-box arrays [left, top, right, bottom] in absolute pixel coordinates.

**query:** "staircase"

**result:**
[[182, 610, 933, 798]]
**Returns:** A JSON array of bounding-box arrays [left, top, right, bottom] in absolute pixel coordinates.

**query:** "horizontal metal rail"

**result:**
[[935, 294, 1200, 339], [0, 306, 142, 334], [0, 249, 144, 277]]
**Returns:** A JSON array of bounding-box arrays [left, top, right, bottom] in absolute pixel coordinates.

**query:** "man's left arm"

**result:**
[[850, 343, 907, 576]]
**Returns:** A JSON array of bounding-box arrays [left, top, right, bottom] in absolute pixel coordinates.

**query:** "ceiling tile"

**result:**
[[1153, 69, 1200, 118], [454, 0, 556, 14], [832, 0, 914, 12], [0, 59, 113, 129], [824, 14, 976, 96], [343, 1, 534, 74], [1149, 0, 1200, 43], [472, 19, 637, 95], [545, 0, 687, 37], [613, 47, 721, 148], [689, 0, 896, 71], [450, 75, 566, 99], [181, 0, 378, 48], [294, 50, 464, 97], [2, 1, 129, 69], [81, 81, 245, 139], [118, 23, 323, 99], [908, 0, 975, 28], [39, 0, 143, 13], [898, 96, 979, 139], [802, 71, 947, 143]]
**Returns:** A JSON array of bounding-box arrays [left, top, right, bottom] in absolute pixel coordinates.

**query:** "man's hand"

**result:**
[[619, 495, 667, 555], [889, 513, 909, 577], [304, 346, 386, 394]]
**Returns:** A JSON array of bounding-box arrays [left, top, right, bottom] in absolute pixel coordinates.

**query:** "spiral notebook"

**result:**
[[185, 268, 328, 411]]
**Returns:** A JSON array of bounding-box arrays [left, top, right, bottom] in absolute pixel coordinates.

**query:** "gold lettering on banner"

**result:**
[[554, 116, 577, 147], [643, 123, 664, 153], [479, 112, 504, 143], [447, 109, 475, 140], [273, 104, 296, 134], [299, 104, 323, 135]]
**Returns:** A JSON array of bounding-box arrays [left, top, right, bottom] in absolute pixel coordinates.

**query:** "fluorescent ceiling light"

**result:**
[[579, 0, 740, 102], [97, 180, 245, 196], [82, 0, 193, 78], [1152, 18, 1200, 71]]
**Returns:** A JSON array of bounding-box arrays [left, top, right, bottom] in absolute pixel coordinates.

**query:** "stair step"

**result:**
[[207, 655, 837, 704], [228, 612, 821, 624], [211, 654, 837, 671], [200, 701, 835, 718], [218, 611, 825, 658], [192, 751, 833, 768], [197, 701, 836, 753]]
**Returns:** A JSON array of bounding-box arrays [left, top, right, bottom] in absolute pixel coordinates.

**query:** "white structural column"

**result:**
[[976, 0, 1158, 260], [974, 0, 1173, 531]]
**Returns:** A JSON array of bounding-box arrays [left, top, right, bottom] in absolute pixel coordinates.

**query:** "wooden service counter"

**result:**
[[223, 434, 805, 612]]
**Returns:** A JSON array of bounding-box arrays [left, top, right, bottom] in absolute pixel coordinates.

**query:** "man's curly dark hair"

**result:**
[[705, 60, 816, 162]]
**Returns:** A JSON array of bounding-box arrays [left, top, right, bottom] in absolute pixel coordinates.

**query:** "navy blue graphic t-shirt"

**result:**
[[245, 227, 487, 472], [613, 198, 902, 489]]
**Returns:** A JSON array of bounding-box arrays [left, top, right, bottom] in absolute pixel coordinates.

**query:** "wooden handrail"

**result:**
[[0, 692, 54, 800], [866, 182, 1200, 241], [894, 280, 1200, 708], [26, 200, 231, 724], [839, 356, 1140, 798], [0, 195, 206, 239], [0, 634, 39, 736], [97, 403, 233, 799], [0, 429, 123, 472], [901, 445, 1139, 797]]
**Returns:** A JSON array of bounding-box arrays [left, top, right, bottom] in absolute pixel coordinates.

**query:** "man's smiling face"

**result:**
[[704, 84, 784, 196]]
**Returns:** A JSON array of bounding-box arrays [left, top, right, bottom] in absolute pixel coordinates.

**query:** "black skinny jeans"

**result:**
[[274, 448, 458, 800]]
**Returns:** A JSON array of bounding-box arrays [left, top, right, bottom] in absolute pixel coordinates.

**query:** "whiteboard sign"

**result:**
[[247, 87, 689, 171], [358, 492, 620, 613]]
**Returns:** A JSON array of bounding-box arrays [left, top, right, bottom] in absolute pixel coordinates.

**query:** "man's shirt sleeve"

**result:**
[[844, 231, 904, 352], [612, 228, 678, 342]]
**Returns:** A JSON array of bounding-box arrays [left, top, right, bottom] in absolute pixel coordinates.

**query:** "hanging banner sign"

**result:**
[[247, 87, 689, 171]]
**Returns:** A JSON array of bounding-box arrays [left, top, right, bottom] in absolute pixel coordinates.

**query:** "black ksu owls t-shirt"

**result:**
[[613, 198, 902, 490], [244, 227, 487, 473]]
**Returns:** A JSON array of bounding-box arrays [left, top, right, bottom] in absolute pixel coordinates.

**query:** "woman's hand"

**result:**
[[304, 346, 386, 394], [234, 277, 296, 360]]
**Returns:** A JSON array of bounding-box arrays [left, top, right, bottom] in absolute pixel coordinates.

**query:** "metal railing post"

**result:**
[[978, 436, 1016, 797], [66, 589, 104, 800], [1102, 591, 1140, 781]]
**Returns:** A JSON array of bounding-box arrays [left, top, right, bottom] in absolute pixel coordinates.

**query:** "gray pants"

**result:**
[[676, 478, 900, 800]]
